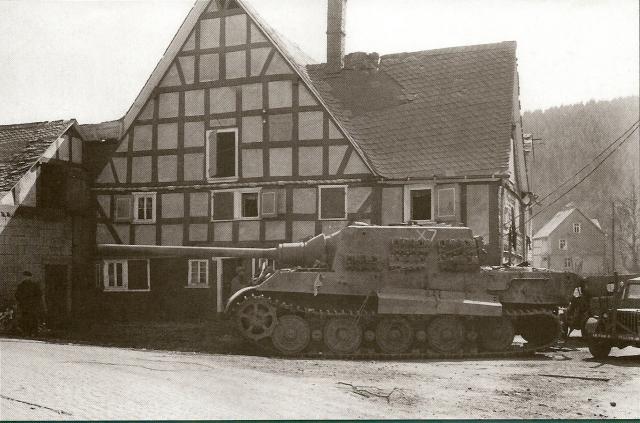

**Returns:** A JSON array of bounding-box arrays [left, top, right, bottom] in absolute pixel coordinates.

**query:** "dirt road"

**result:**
[[1, 337, 638, 419]]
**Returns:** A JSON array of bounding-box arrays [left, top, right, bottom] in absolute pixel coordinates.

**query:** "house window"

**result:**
[[404, 185, 433, 221], [114, 196, 132, 221], [240, 191, 259, 219], [573, 223, 581, 233], [206, 129, 238, 180], [103, 260, 150, 292], [105, 260, 125, 289], [188, 260, 209, 287], [559, 239, 567, 250], [133, 192, 156, 223], [211, 188, 261, 221], [319, 185, 347, 220], [564, 257, 573, 268]]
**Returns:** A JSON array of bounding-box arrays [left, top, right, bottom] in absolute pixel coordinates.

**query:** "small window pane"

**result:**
[[216, 132, 236, 177], [116, 263, 123, 287], [320, 187, 346, 219], [410, 189, 431, 220], [242, 192, 259, 218]]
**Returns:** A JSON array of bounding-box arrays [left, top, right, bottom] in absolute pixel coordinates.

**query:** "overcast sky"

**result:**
[[0, 0, 638, 125]]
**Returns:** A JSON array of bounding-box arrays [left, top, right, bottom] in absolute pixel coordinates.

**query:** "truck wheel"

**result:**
[[588, 342, 611, 359]]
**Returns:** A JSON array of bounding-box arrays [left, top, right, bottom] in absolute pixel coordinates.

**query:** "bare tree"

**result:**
[[615, 185, 640, 273]]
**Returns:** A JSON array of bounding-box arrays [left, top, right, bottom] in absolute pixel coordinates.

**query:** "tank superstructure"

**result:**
[[99, 224, 581, 357]]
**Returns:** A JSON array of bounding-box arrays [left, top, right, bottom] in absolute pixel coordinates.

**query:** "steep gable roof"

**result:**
[[119, 2, 519, 180], [533, 207, 604, 239], [120, 0, 377, 175], [306, 42, 518, 179], [0, 120, 76, 192]]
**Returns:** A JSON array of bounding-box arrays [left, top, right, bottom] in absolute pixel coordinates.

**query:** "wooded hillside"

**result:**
[[523, 96, 639, 271]]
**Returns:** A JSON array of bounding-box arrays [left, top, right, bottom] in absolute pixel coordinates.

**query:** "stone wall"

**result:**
[[0, 205, 72, 309]]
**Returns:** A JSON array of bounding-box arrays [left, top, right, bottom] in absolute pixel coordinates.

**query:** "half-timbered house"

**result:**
[[90, 0, 532, 319], [0, 120, 92, 327]]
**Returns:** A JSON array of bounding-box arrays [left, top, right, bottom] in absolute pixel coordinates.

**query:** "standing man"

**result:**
[[15, 271, 42, 336], [229, 265, 250, 295]]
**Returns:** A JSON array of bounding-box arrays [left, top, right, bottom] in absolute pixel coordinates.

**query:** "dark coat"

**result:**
[[15, 279, 42, 310]]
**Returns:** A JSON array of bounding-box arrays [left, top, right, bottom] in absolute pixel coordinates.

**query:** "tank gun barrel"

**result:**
[[97, 244, 278, 260], [97, 232, 335, 268]]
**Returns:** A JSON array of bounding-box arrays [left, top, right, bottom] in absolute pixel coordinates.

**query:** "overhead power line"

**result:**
[[527, 122, 640, 225], [534, 119, 640, 207]]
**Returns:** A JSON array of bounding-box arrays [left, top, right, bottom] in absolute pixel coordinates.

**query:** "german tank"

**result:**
[[99, 223, 581, 357]]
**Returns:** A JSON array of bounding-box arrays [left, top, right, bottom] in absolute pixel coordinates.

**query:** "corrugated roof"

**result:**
[[306, 42, 518, 179], [0, 120, 75, 192]]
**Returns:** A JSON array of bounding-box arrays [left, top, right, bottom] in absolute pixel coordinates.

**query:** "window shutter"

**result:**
[[128, 260, 149, 290], [207, 130, 218, 178], [212, 192, 235, 220], [261, 189, 278, 217]]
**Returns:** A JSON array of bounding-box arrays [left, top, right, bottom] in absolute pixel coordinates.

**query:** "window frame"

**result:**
[[132, 192, 156, 224], [573, 223, 582, 233], [559, 239, 567, 250], [206, 128, 239, 182], [187, 259, 209, 288], [211, 188, 262, 222], [403, 184, 434, 222], [563, 257, 573, 268], [102, 259, 151, 292], [237, 188, 261, 221], [318, 185, 348, 221]]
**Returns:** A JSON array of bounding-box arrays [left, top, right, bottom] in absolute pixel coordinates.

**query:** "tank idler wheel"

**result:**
[[235, 297, 278, 341], [271, 315, 311, 355], [324, 317, 363, 354], [427, 316, 465, 353], [376, 317, 414, 354], [478, 317, 515, 352], [519, 314, 561, 347]]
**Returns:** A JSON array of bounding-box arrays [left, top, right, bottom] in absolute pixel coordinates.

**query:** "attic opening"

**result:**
[[217, 0, 239, 10]]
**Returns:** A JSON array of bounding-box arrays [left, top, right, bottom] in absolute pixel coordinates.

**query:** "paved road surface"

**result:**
[[1, 338, 638, 419]]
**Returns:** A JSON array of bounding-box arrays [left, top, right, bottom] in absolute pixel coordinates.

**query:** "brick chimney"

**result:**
[[326, 0, 347, 73]]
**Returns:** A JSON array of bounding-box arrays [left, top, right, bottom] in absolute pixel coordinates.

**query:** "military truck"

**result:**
[[99, 223, 581, 358], [584, 276, 640, 358]]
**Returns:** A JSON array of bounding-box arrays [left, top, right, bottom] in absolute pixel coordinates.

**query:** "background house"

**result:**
[[0, 120, 92, 327], [85, 0, 533, 320], [532, 206, 607, 275]]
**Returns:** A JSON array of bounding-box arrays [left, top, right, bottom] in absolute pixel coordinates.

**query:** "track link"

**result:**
[[231, 294, 560, 360]]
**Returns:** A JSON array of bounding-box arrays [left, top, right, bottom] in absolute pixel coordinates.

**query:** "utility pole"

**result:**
[[611, 201, 616, 273]]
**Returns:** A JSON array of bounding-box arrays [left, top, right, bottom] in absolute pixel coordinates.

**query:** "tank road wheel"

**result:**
[[376, 317, 414, 354], [478, 317, 515, 352], [519, 314, 561, 347], [324, 317, 362, 354], [427, 316, 465, 353], [271, 315, 311, 355], [235, 297, 277, 341]]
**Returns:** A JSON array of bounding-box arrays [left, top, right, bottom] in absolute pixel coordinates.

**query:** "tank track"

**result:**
[[232, 293, 561, 360]]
